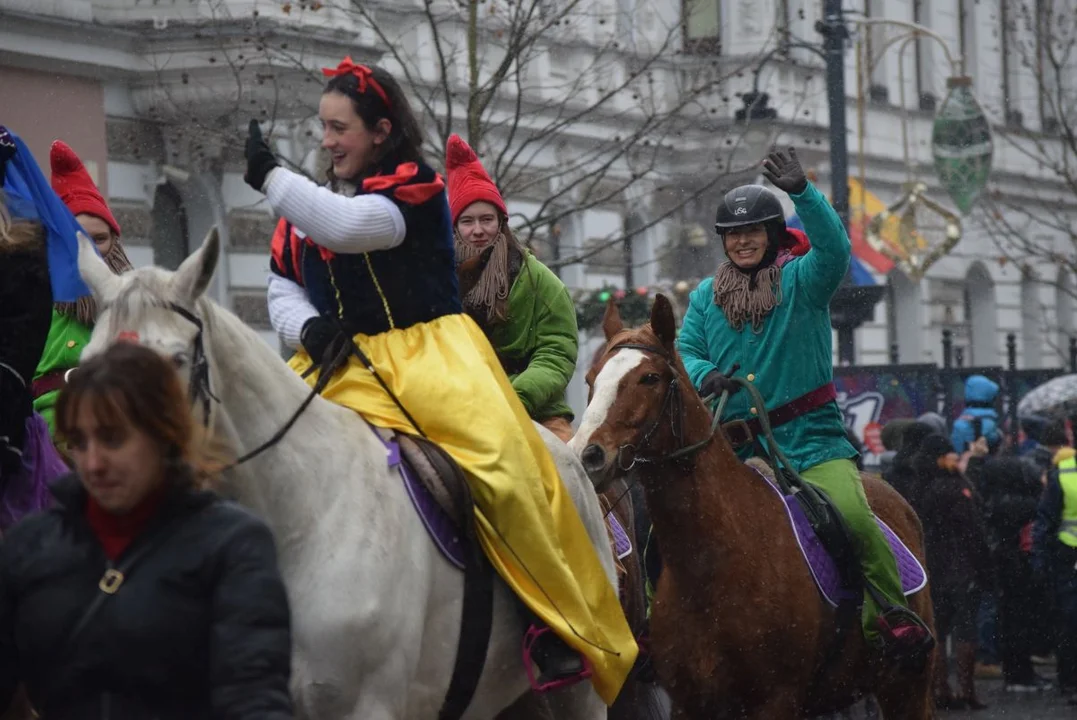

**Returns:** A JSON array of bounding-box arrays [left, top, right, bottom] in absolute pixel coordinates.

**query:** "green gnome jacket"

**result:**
[[486, 252, 578, 422], [33, 310, 92, 435], [676, 181, 857, 473]]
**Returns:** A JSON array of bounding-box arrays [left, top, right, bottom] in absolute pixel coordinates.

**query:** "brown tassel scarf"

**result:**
[[55, 241, 134, 327], [712, 261, 783, 332], [454, 225, 519, 326]]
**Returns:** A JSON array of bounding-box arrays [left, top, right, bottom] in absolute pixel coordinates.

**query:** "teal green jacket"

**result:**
[[676, 182, 857, 473]]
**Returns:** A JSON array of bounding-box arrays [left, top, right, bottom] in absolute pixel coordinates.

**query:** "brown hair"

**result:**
[[56, 342, 230, 489], [324, 65, 426, 182], [0, 194, 46, 252]]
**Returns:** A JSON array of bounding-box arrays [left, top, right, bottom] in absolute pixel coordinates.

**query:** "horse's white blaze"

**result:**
[[570, 349, 645, 453]]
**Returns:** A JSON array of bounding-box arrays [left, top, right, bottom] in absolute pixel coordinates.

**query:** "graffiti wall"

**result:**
[[834, 364, 938, 467]]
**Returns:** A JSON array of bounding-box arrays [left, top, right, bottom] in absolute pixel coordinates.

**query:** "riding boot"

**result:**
[[956, 641, 988, 710], [516, 602, 589, 690]]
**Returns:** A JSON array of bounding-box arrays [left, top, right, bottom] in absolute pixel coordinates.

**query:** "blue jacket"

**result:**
[[952, 375, 1001, 453], [676, 181, 856, 473]]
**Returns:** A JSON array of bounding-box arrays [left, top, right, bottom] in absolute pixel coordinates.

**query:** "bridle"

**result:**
[[102, 299, 328, 470], [602, 342, 718, 471], [108, 298, 424, 471]]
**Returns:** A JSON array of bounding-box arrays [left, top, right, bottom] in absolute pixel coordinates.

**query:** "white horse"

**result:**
[[76, 227, 614, 720]]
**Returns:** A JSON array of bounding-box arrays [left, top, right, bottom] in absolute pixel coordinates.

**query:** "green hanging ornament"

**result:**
[[932, 76, 993, 214]]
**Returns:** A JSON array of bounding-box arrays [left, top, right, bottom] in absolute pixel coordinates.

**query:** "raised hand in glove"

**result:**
[[699, 370, 741, 399], [244, 119, 280, 193], [300, 316, 346, 366], [762, 146, 808, 195]]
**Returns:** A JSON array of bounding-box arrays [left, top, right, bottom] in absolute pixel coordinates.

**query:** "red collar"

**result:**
[[85, 485, 167, 561]]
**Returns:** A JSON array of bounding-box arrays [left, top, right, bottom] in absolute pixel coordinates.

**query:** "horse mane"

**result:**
[[106, 272, 174, 332]]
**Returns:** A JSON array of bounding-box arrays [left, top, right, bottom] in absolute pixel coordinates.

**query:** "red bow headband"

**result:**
[[322, 56, 391, 109]]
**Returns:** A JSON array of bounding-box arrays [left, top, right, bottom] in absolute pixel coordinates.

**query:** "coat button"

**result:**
[[747, 373, 756, 382], [66, 340, 77, 349], [750, 407, 758, 416]]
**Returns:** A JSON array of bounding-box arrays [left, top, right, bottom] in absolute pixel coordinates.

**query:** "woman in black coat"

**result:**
[[915, 434, 994, 710], [0, 342, 293, 719], [0, 133, 55, 493], [883, 421, 935, 512], [982, 456, 1052, 692]]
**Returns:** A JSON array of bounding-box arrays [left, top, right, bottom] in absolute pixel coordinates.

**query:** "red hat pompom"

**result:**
[[445, 133, 507, 224], [50, 140, 121, 237]]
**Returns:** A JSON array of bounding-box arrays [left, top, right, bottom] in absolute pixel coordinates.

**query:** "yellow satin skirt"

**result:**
[[288, 312, 637, 704]]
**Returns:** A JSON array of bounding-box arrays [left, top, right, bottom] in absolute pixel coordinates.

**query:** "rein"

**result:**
[[601, 341, 817, 499], [114, 300, 414, 472], [604, 343, 725, 471]]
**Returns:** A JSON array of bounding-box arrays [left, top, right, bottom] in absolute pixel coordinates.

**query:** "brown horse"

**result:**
[[568, 295, 934, 719]]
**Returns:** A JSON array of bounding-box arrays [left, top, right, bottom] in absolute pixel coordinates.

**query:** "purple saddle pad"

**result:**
[[368, 424, 633, 571], [751, 467, 927, 608]]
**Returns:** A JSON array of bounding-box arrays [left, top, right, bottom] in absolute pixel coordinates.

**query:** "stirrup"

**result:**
[[522, 624, 593, 693], [874, 605, 935, 671]]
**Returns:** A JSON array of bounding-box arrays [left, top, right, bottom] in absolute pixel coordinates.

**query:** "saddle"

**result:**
[[396, 432, 470, 528], [368, 426, 491, 720]]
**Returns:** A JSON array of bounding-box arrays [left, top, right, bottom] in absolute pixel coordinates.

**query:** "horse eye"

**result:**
[[172, 352, 188, 368], [640, 373, 661, 386]]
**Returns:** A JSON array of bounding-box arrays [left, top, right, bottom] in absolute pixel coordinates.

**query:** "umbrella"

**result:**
[[1017, 374, 1077, 418]]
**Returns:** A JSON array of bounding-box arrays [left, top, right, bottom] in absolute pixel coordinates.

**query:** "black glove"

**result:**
[[762, 146, 808, 195], [244, 119, 279, 192], [0, 126, 15, 187], [300, 316, 344, 366], [699, 370, 740, 399]]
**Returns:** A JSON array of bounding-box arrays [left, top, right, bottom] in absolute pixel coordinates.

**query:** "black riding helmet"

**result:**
[[714, 184, 784, 230], [715, 184, 787, 275]]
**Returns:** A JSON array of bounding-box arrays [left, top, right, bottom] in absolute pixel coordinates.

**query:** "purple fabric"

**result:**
[[1, 414, 65, 531], [398, 457, 467, 570], [362, 422, 466, 570], [609, 513, 632, 559], [366, 422, 635, 571], [750, 467, 928, 608]]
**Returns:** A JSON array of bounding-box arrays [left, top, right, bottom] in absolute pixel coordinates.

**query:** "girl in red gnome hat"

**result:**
[[251, 58, 636, 703], [32, 141, 133, 437], [446, 134, 578, 442]]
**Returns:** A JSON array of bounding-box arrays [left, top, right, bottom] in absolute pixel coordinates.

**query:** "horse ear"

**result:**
[[172, 226, 220, 303], [77, 231, 121, 303], [651, 293, 677, 349], [602, 299, 624, 340]]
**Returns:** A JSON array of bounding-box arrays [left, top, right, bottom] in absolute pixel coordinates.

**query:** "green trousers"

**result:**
[[801, 458, 907, 640]]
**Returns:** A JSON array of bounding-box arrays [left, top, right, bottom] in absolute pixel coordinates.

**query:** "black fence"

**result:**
[[834, 332, 1076, 466]]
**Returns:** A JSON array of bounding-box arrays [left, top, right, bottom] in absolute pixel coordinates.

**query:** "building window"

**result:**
[[958, 0, 978, 88], [865, 0, 889, 103], [912, 0, 936, 110], [777, 0, 792, 52], [1000, 1, 1023, 127], [683, 0, 720, 54], [151, 183, 189, 272], [1036, 0, 1060, 132]]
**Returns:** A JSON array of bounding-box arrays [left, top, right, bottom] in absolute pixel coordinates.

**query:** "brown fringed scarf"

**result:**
[[55, 241, 134, 326], [454, 225, 520, 326], [712, 261, 783, 331]]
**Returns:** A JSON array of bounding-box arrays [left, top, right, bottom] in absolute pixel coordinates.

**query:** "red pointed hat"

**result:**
[[445, 134, 507, 224], [49, 140, 121, 236]]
